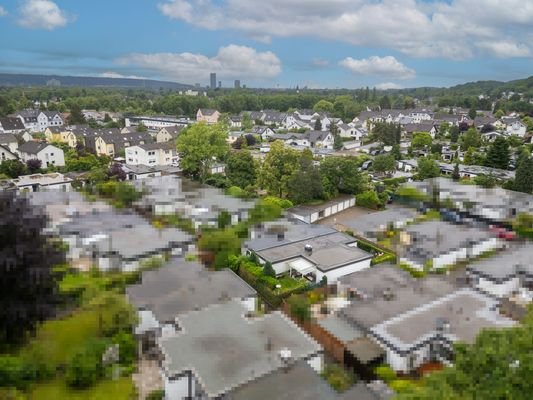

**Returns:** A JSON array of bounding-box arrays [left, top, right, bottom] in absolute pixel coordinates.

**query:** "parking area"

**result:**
[[317, 206, 377, 230]]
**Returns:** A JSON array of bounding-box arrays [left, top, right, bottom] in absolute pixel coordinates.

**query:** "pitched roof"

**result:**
[[0, 117, 25, 131], [0, 133, 18, 144], [18, 141, 55, 154], [137, 142, 175, 151], [198, 108, 219, 116]]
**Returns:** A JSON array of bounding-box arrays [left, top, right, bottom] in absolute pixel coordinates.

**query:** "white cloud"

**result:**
[[0, 6, 8, 16], [476, 41, 531, 58], [375, 82, 403, 90], [18, 0, 71, 30], [116, 45, 282, 83], [100, 72, 147, 80], [340, 56, 415, 79], [157, 0, 533, 60]]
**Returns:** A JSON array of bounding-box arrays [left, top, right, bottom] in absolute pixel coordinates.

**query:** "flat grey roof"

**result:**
[[159, 300, 321, 398], [59, 210, 146, 236], [403, 220, 492, 261], [342, 207, 418, 236], [96, 224, 193, 259], [372, 288, 516, 352], [317, 315, 364, 344], [256, 232, 372, 271], [126, 260, 256, 323], [338, 264, 415, 299], [340, 274, 457, 329], [230, 360, 338, 400], [467, 243, 533, 281], [288, 195, 354, 217]]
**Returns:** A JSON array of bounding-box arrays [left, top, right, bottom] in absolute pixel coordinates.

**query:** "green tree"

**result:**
[[0, 160, 27, 178], [373, 154, 396, 176], [198, 228, 241, 269], [320, 157, 366, 198], [449, 125, 460, 143], [411, 132, 433, 150], [241, 112, 253, 130], [136, 122, 148, 132], [356, 190, 381, 209], [379, 95, 391, 110], [459, 128, 482, 149], [68, 104, 86, 125], [313, 100, 334, 113], [0, 192, 65, 346], [288, 150, 323, 204], [485, 136, 510, 169], [468, 107, 477, 120], [417, 157, 441, 180], [452, 162, 460, 181], [263, 262, 276, 278], [257, 141, 300, 198], [226, 150, 257, 189], [176, 122, 229, 182], [333, 134, 343, 150], [514, 156, 533, 193], [314, 118, 322, 131]]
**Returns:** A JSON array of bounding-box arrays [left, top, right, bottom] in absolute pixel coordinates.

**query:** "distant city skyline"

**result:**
[[0, 0, 532, 89]]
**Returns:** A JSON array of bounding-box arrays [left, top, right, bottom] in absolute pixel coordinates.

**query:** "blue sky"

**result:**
[[0, 0, 532, 89]]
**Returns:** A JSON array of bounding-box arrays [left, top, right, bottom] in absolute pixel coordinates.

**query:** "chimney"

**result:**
[[277, 232, 284, 241], [304, 244, 313, 254]]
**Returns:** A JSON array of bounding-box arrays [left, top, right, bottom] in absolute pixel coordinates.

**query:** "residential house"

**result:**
[[17, 141, 65, 167], [338, 267, 514, 373], [399, 220, 501, 271], [38, 111, 64, 131], [92, 131, 152, 157], [251, 125, 275, 141], [403, 122, 438, 139], [0, 133, 19, 154], [85, 223, 193, 272], [244, 220, 373, 282], [13, 110, 39, 131], [337, 123, 365, 141], [228, 115, 242, 128], [196, 108, 221, 124], [158, 299, 323, 399], [10, 173, 72, 192], [134, 176, 256, 227], [466, 244, 533, 300], [125, 115, 189, 130], [339, 208, 419, 239], [44, 127, 78, 148], [125, 142, 178, 167], [0, 117, 26, 134], [308, 130, 334, 149], [0, 145, 19, 163], [126, 259, 257, 352], [263, 111, 288, 126], [155, 126, 183, 143], [122, 164, 164, 181], [504, 118, 527, 137]]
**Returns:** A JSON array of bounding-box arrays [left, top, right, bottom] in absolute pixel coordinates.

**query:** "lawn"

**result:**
[[29, 377, 135, 400], [21, 308, 102, 366]]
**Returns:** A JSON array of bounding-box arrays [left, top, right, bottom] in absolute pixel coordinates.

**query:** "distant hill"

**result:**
[[0, 73, 195, 90]]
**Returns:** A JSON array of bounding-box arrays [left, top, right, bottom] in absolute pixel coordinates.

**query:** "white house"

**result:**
[[467, 244, 533, 300], [505, 119, 527, 137], [288, 196, 355, 224], [0, 133, 19, 154], [14, 110, 39, 131], [196, 109, 221, 124], [156, 126, 183, 143], [17, 141, 65, 168], [125, 142, 178, 166], [0, 117, 26, 134], [10, 173, 73, 192], [251, 125, 275, 141], [0, 145, 19, 163], [38, 111, 64, 131], [337, 123, 365, 140]]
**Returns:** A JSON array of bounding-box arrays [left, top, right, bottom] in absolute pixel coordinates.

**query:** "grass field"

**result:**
[[29, 377, 135, 400]]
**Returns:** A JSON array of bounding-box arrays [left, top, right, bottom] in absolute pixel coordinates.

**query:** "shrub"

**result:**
[[263, 261, 276, 278], [65, 339, 109, 388], [321, 363, 355, 392], [0, 355, 37, 389], [146, 389, 165, 400], [262, 196, 293, 209], [375, 365, 396, 383], [356, 190, 381, 209], [112, 332, 137, 365], [389, 379, 418, 393]]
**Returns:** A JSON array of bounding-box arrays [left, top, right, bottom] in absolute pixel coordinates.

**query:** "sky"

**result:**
[[0, 0, 532, 89]]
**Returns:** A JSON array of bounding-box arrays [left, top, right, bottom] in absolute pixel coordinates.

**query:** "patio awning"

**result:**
[[288, 258, 316, 275]]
